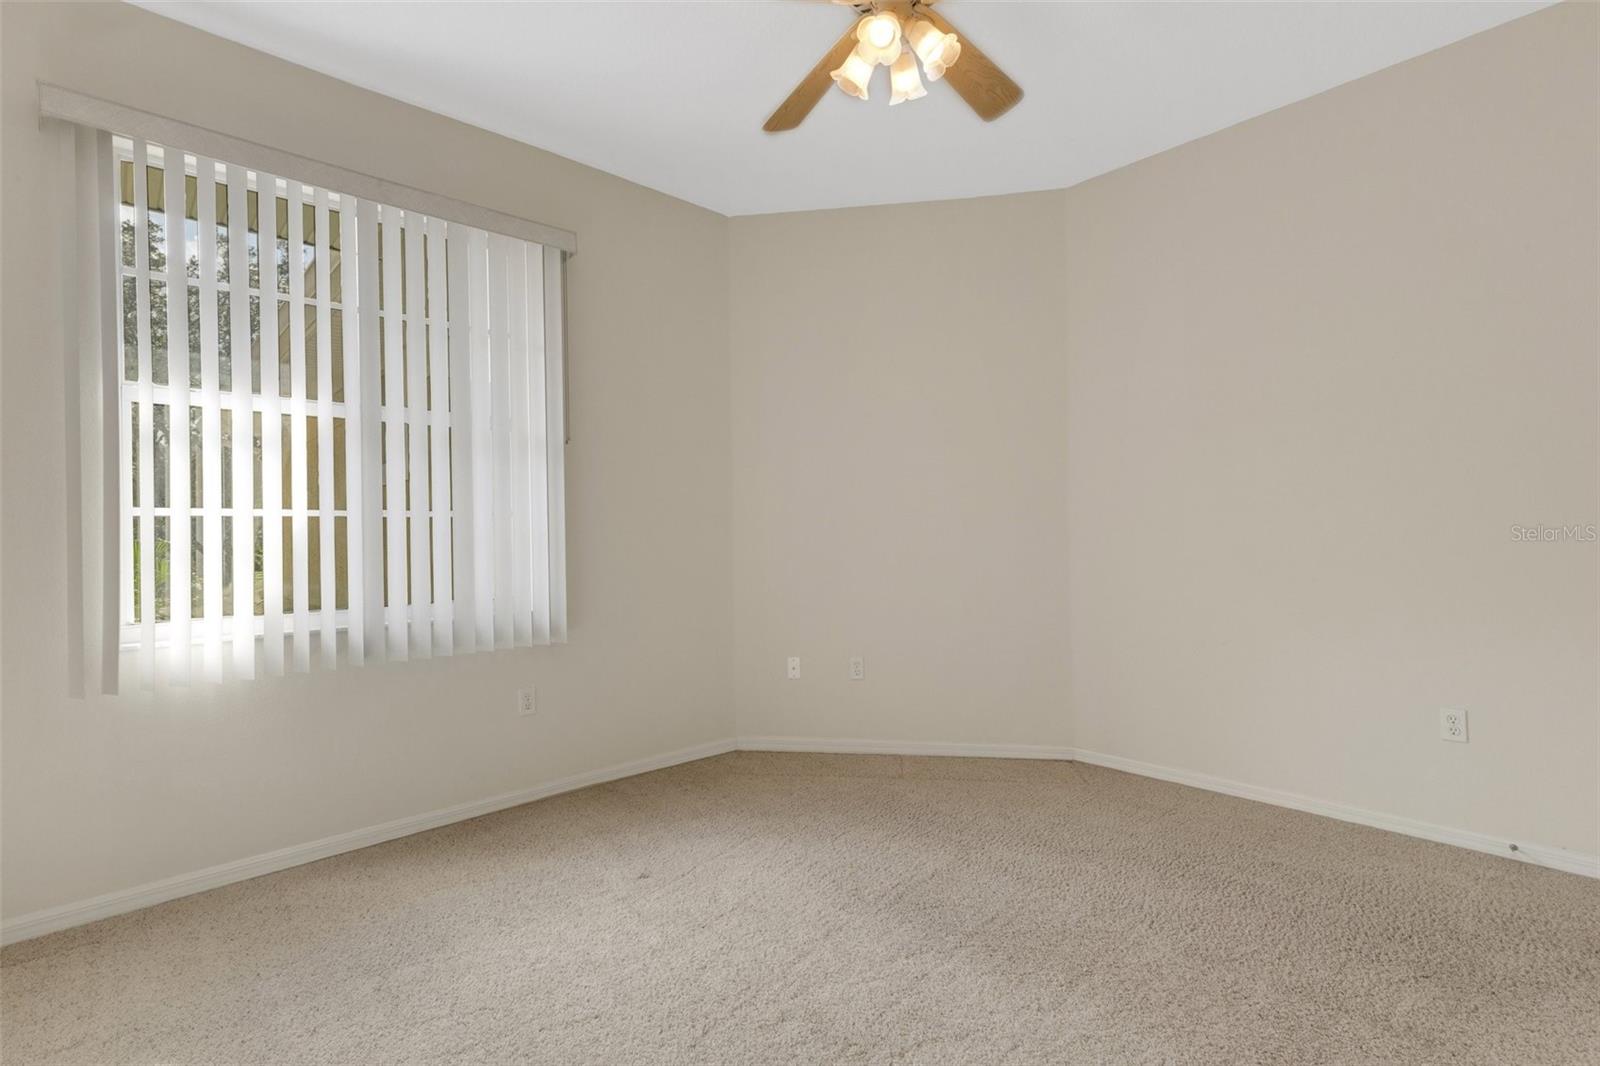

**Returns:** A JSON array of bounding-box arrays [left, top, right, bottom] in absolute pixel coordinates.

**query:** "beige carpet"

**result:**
[[2, 752, 1596, 1064]]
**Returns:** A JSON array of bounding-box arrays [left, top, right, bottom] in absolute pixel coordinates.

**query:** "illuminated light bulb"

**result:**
[[830, 43, 875, 100], [863, 12, 899, 49], [889, 49, 927, 106], [855, 12, 902, 65], [906, 16, 961, 80]]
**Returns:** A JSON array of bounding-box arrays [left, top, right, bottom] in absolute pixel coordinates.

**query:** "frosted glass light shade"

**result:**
[[855, 13, 903, 66], [889, 50, 927, 106], [906, 17, 961, 80], [831, 44, 875, 100]]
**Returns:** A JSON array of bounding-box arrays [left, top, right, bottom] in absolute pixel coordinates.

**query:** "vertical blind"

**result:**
[[67, 128, 567, 693]]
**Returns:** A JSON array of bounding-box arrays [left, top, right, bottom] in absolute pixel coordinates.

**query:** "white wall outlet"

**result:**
[[786, 656, 801, 680], [518, 688, 537, 717], [1440, 708, 1468, 743], [849, 656, 865, 681]]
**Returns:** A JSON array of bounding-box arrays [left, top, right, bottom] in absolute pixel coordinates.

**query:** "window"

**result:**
[[68, 123, 567, 692]]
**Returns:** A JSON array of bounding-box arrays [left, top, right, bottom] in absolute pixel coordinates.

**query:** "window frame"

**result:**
[[113, 142, 361, 649]]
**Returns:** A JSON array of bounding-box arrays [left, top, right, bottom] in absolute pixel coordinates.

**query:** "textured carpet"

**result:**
[[2, 752, 1596, 1064]]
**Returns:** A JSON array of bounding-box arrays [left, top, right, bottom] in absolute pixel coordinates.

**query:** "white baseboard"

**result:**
[[739, 735, 1596, 879], [0, 738, 735, 947], [1065, 746, 1599, 879], [8, 732, 1593, 946], [737, 735, 1078, 761]]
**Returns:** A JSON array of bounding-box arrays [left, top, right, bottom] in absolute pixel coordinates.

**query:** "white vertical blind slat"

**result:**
[[505, 244, 533, 648], [196, 155, 225, 681], [425, 217, 454, 655], [227, 164, 255, 679], [543, 246, 568, 643], [120, 363, 133, 647], [524, 248, 550, 644], [487, 234, 514, 648], [342, 197, 367, 666], [132, 140, 156, 685], [61, 129, 87, 693], [356, 198, 386, 663], [314, 188, 337, 668], [444, 224, 475, 655], [120, 347, 132, 640], [81, 129, 121, 694], [468, 228, 495, 650], [259, 172, 285, 677], [379, 205, 408, 660], [403, 209, 432, 659], [164, 151, 193, 682], [287, 178, 312, 673]]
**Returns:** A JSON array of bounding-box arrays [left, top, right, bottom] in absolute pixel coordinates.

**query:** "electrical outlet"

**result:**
[[518, 688, 537, 717], [1440, 708, 1468, 743], [849, 656, 865, 681], [786, 656, 801, 680]]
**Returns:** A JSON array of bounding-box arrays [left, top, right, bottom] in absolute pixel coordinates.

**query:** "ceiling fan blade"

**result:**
[[764, 24, 861, 133], [917, 7, 1022, 122]]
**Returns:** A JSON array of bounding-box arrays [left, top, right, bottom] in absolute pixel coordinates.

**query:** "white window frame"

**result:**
[[113, 145, 359, 649], [54, 85, 572, 693]]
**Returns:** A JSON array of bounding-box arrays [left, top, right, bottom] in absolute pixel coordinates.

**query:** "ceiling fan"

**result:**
[[764, 0, 1023, 132]]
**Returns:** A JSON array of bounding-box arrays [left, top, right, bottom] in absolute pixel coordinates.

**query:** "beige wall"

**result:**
[[1, 1, 732, 919], [730, 3, 1597, 856], [1062, 2, 1597, 856], [729, 193, 1073, 748]]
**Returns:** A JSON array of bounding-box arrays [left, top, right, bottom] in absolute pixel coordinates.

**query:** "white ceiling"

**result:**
[[134, 1, 1550, 217]]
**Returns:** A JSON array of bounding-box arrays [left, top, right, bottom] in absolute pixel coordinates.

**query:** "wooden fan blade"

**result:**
[[917, 7, 1023, 122], [764, 24, 861, 132]]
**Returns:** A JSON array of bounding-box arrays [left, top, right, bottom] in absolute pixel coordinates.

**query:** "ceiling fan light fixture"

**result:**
[[762, 4, 1021, 132], [855, 13, 902, 66], [888, 50, 927, 106], [830, 43, 875, 100], [906, 16, 961, 80]]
